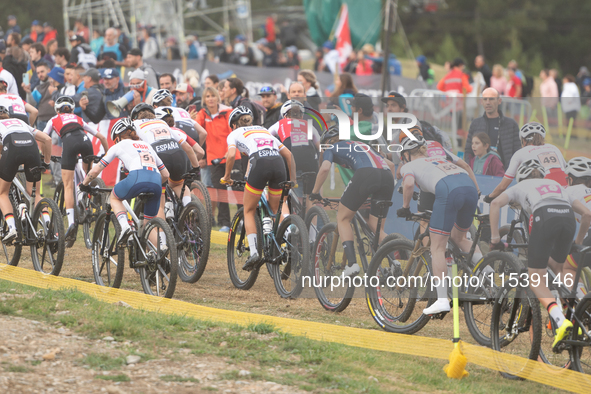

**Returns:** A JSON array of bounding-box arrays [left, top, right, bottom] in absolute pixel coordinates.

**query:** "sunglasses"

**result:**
[[259, 86, 275, 94]]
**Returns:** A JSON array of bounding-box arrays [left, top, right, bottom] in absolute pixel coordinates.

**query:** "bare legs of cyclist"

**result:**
[[0, 179, 17, 243], [61, 169, 78, 245], [337, 204, 362, 277]]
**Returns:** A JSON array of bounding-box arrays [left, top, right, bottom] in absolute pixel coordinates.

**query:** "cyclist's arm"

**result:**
[[223, 146, 237, 181], [572, 200, 591, 245], [194, 120, 207, 145], [180, 141, 199, 168], [489, 193, 510, 242], [83, 122, 109, 152], [25, 103, 38, 126], [489, 177, 512, 200], [455, 158, 481, 195], [311, 160, 331, 194], [160, 167, 170, 184], [33, 130, 52, 166], [82, 163, 105, 186], [191, 140, 205, 160], [402, 174, 415, 209], [278, 146, 296, 182]]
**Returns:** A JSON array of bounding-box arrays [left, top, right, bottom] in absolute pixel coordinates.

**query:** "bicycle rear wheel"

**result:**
[[0, 197, 22, 266], [365, 238, 433, 334], [464, 251, 523, 347], [490, 285, 542, 380], [571, 295, 591, 373], [271, 214, 309, 299], [138, 217, 178, 298], [176, 201, 210, 283], [31, 198, 65, 276], [82, 178, 106, 249], [304, 206, 330, 263], [92, 212, 125, 288], [227, 207, 262, 290], [191, 181, 213, 228]]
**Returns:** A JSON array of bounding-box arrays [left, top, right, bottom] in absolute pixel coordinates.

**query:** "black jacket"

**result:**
[[2, 54, 27, 99], [263, 103, 282, 129], [465, 110, 520, 169], [74, 84, 105, 124]]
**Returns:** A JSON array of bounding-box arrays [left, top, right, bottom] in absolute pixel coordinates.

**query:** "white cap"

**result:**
[[129, 69, 146, 81]]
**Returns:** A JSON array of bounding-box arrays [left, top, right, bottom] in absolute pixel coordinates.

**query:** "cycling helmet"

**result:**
[[400, 133, 426, 152], [152, 89, 173, 104], [54, 96, 75, 113], [519, 122, 546, 140], [154, 107, 175, 119], [515, 158, 546, 183], [398, 125, 423, 143], [566, 156, 591, 178], [130, 103, 155, 120], [110, 118, 135, 141], [280, 100, 305, 118], [0, 106, 9, 115], [228, 106, 253, 128]]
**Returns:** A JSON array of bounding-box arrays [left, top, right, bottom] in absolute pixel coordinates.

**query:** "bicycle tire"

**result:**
[[53, 181, 66, 215], [138, 217, 178, 298], [464, 251, 523, 347], [365, 238, 433, 334], [191, 181, 213, 228], [92, 212, 125, 288], [31, 198, 65, 276], [499, 225, 528, 263], [227, 207, 262, 290], [571, 294, 591, 374], [490, 285, 542, 380], [379, 233, 406, 248], [83, 178, 106, 249], [303, 205, 330, 273], [0, 197, 22, 266], [311, 222, 355, 312], [176, 201, 210, 283], [271, 214, 310, 299]]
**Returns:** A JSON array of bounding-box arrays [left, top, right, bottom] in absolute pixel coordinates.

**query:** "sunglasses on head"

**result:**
[[259, 86, 275, 94]]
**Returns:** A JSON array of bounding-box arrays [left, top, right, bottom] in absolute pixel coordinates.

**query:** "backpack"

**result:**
[[419, 120, 442, 144], [238, 97, 266, 126]]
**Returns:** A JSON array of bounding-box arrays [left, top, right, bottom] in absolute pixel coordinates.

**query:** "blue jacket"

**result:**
[[103, 81, 129, 119]]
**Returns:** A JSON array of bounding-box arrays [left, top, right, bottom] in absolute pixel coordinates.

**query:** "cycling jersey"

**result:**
[[169, 107, 200, 142], [321, 141, 388, 171], [133, 119, 186, 153], [565, 184, 591, 222], [44, 114, 99, 138], [44, 114, 98, 171], [400, 157, 467, 194], [504, 144, 567, 186], [0, 118, 41, 183], [0, 118, 35, 142], [504, 179, 572, 217], [100, 139, 165, 173], [0, 94, 28, 124], [226, 125, 285, 157], [268, 118, 320, 151]]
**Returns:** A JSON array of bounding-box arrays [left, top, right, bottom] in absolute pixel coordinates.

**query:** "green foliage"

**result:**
[[95, 374, 130, 382], [434, 34, 462, 66]]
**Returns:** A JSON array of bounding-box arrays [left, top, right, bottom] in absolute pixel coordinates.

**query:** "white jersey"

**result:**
[[0, 118, 35, 144], [504, 179, 572, 216], [565, 184, 591, 221], [0, 70, 18, 96], [99, 139, 164, 173], [169, 107, 194, 125], [133, 119, 186, 146], [0, 93, 27, 118], [400, 156, 467, 193], [226, 126, 285, 157], [504, 144, 567, 180]]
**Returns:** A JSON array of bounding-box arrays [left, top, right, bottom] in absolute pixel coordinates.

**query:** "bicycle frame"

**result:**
[[11, 173, 42, 244]]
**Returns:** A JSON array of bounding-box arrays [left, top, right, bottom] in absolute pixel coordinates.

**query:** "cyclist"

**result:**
[[44, 96, 110, 247], [151, 89, 207, 145], [489, 159, 591, 350], [397, 134, 478, 315], [80, 118, 169, 244], [485, 122, 567, 202], [310, 128, 396, 277], [564, 157, 591, 298], [154, 107, 205, 160], [0, 77, 38, 125], [221, 106, 295, 271], [0, 106, 52, 243]]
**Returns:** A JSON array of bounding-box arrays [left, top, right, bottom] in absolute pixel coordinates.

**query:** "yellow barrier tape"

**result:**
[[0, 264, 590, 392]]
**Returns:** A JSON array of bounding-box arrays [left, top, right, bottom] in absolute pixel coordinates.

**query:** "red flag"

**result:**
[[335, 4, 352, 72]]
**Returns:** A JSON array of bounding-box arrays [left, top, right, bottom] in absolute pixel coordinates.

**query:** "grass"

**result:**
[[5, 365, 32, 373], [160, 375, 200, 382], [0, 280, 567, 393], [95, 374, 130, 382]]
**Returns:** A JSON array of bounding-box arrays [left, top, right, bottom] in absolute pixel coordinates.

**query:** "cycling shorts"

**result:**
[[158, 149, 188, 183], [528, 204, 575, 269], [417, 191, 435, 212], [292, 147, 319, 197], [430, 173, 478, 236], [566, 229, 591, 270], [61, 130, 94, 171], [246, 150, 287, 195], [341, 168, 395, 217], [0, 132, 42, 183], [113, 169, 162, 219]]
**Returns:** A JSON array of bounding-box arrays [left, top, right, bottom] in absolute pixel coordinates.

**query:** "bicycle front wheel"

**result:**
[[92, 212, 125, 288], [572, 295, 591, 373], [31, 198, 65, 276], [138, 217, 178, 298], [177, 201, 210, 283], [0, 197, 22, 266], [191, 181, 213, 228], [82, 178, 106, 249], [304, 206, 330, 263], [271, 214, 310, 299], [227, 207, 262, 290]]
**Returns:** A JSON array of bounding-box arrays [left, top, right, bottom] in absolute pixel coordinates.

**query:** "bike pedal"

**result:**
[[431, 312, 449, 320], [133, 261, 147, 269]]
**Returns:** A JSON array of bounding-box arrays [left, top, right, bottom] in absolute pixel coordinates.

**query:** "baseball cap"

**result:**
[[102, 68, 120, 79], [322, 41, 334, 50], [380, 91, 407, 107], [235, 34, 246, 42], [129, 69, 146, 81], [81, 67, 101, 82], [48, 67, 65, 85], [32, 20, 40, 26], [258, 85, 276, 95], [128, 48, 142, 57], [349, 93, 373, 113], [172, 83, 194, 95], [43, 22, 52, 28], [69, 34, 82, 42], [7, 15, 16, 21], [214, 34, 225, 42]]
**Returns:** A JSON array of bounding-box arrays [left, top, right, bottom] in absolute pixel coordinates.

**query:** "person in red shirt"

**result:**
[[41, 22, 58, 46], [506, 67, 522, 98], [437, 58, 473, 94]]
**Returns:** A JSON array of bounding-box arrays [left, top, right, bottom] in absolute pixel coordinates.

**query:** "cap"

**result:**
[[69, 34, 82, 42], [416, 55, 426, 64], [47, 67, 65, 85], [235, 34, 246, 42], [286, 45, 298, 54], [129, 69, 146, 81], [7, 15, 16, 21], [128, 48, 142, 57], [172, 83, 194, 95], [32, 20, 40, 26], [322, 41, 334, 50], [186, 35, 196, 42], [102, 68, 120, 79], [43, 22, 52, 28], [349, 93, 373, 113], [380, 91, 407, 107], [214, 34, 225, 42], [258, 85, 276, 95], [81, 67, 101, 82]]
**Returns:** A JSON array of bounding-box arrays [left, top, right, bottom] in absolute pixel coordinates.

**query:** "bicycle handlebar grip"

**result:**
[[212, 158, 223, 165]]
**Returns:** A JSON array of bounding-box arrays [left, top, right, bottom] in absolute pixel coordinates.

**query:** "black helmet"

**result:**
[[130, 103, 155, 120], [228, 106, 253, 128], [321, 125, 339, 144]]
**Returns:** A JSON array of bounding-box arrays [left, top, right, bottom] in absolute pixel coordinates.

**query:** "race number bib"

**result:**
[[60, 114, 79, 124], [140, 151, 157, 168], [433, 161, 463, 175], [0, 119, 21, 128], [537, 152, 561, 169], [536, 183, 562, 197], [152, 127, 171, 141], [12, 103, 25, 114], [254, 138, 274, 151], [291, 131, 308, 147]]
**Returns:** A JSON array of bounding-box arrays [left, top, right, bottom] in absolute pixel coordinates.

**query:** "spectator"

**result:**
[[54, 47, 70, 68], [561, 74, 581, 125], [42, 22, 58, 46], [172, 83, 199, 111], [98, 28, 127, 65], [489, 64, 507, 95], [20, 38, 34, 56], [437, 58, 472, 94], [219, 43, 238, 64], [279, 19, 298, 48], [366, 52, 402, 76], [550, 68, 562, 94], [73, 19, 90, 44], [342, 51, 357, 74], [507, 60, 524, 81], [90, 30, 104, 56], [125, 48, 158, 88], [265, 15, 277, 43], [281, 46, 300, 68], [330, 73, 357, 116], [6, 32, 21, 50], [204, 75, 219, 89], [165, 37, 181, 60], [184, 69, 202, 101], [75, 68, 106, 124], [6, 16, 20, 36], [322, 41, 339, 74], [159, 73, 176, 100], [576, 66, 591, 92], [56, 64, 78, 97], [28, 43, 46, 91], [258, 39, 278, 67], [212, 35, 225, 62], [464, 87, 520, 168], [0, 42, 19, 96], [313, 48, 325, 72], [348, 93, 375, 141], [113, 25, 131, 51], [539, 68, 559, 116], [2, 45, 27, 98], [416, 55, 434, 87], [297, 69, 320, 110], [474, 55, 492, 88], [28, 21, 44, 43], [186, 35, 202, 59], [222, 77, 257, 116], [43, 39, 58, 67], [259, 86, 281, 129], [581, 79, 591, 107], [233, 34, 256, 66], [468, 132, 504, 176], [101, 68, 129, 119], [140, 28, 158, 60], [69, 34, 97, 69], [505, 67, 522, 98], [28, 63, 56, 131], [128, 68, 156, 106]]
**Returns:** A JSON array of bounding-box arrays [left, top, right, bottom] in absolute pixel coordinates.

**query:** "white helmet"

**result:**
[[515, 158, 546, 183], [110, 118, 134, 141], [519, 122, 546, 140], [400, 134, 426, 152], [566, 156, 591, 178], [54, 96, 75, 113], [154, 107, 175, 120], [152, 89, 173, 105], [280, 100, 305, 118], [228, 106, 253, 128]]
